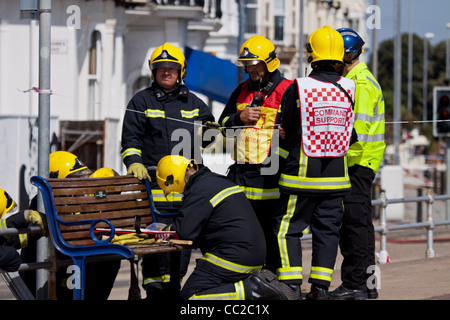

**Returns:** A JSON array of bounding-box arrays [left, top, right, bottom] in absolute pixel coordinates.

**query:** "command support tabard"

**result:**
[[180, 304, 270, 317]]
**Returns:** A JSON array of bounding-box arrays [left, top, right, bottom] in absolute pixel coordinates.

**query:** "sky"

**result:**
[[374, 0, 450, 45]]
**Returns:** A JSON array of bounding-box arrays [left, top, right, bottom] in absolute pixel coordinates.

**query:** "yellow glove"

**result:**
[[24, 210, 48, 237], [127, 163, 150, 180], [111, 233, 155, 245], [203, 121, 221, 129], [202, 121, 222, 134]]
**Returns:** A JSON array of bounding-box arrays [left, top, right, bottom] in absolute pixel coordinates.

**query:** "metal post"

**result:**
[[371, 0, 378, 79], [425, 189, 436, 258], [236, 0, 245, 84], [407, 0, 413, 113], [423, 36, 429, 121], [36, 0, 52, 300], [298, 0, 304, 77], [446, 23, 450, 82], [416, 188, 423, 222], [393, 0, 401, 165], [446, 142, 450, 220], [378, 192, 389, 264], [423, 32, 434, 122]]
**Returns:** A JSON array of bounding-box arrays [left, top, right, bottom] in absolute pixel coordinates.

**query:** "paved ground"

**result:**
[[105, 228, 450, 300], [1, 228, 449, 300], [2, 185, 450, 302]]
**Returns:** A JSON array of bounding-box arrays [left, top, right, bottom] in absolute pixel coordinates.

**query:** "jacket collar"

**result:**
[[346, 62, 368, 80], [309, 68, 341, 83], [247, 69, 283, 95], [184, 166, 211, 192], [151, 82, 189, 101]]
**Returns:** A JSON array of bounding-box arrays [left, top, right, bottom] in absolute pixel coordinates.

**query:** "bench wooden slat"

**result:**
[[47, 176, 142, 188], [52, 184, 146, 197], [53, 191, 148, 205], [58, 208, 152, 223], [54, 200, 150, 215], [60, 215, 154, 233]]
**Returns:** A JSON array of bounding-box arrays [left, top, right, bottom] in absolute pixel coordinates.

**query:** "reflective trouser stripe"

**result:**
[[201, 253, 262, 274], [277, 195, 296, 269], [276, 195, 303, 282], [277, 267, 303, 281], [239, 186, 280, 200], [189, 281, 246, 300], [309, 266, 333, 283], [143, 274, 171, 285]]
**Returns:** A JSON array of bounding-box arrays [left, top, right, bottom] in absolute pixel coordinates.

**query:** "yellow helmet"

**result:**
[[49, 151, 90, 178], [236, 35, 280, 73], [149, 43, 187, 80], [156, 155, 197, 196], [89, 167, 119, 178], [0, 189, 16, 218], [306, 26, 344, 64]]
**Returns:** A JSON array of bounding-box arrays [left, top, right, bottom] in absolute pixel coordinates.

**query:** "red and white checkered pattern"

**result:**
[[296, 77, 355, 158], [303, 87, 354, 106]]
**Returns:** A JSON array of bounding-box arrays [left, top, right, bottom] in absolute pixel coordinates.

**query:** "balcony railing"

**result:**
[[120, 0, 222, 19]]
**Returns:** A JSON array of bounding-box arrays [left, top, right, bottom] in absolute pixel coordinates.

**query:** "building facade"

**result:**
[[0, 0, 369, 208]]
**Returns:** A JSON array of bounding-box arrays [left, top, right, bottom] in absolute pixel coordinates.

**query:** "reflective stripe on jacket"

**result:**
[[121, 83, 215, 168], [233, 78, 292, 164], [279, 70, 354, 196]]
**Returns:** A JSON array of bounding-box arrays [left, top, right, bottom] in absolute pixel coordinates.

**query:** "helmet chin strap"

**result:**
[[344, 51, 362, 65]]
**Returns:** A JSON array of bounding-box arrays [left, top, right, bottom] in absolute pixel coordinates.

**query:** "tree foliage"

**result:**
[[369, 33, 448, 145]]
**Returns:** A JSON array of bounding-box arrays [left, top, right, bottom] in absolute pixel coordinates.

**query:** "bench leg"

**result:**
[[168, 251, 181, 299], [71, 257, 86, 300], [128, 257, 142, 300]]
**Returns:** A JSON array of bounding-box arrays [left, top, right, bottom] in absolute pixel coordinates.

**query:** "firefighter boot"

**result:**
[[305, 284, 328, 300], [249, 270, 290, 300], [288, 284, 303, 300], [328, 285, 368, 300]]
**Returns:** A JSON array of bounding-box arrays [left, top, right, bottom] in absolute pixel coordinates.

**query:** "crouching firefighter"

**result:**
[[155, 155, 296, 300]]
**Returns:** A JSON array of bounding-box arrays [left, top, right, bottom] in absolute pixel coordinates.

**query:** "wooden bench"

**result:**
[[30, 174, 192, 300]]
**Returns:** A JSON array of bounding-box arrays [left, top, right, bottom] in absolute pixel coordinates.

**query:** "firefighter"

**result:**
[[24, 151, 120, 300], [0, 189, 46, 272], [155, 155, 295, 300], [120, 43, 215, 298], [273, 26, 358, 299], [89, 167, 119, 178], [48, 150, 93, 179], [328, 28, 386, 300], [218, 35, 293, 266]]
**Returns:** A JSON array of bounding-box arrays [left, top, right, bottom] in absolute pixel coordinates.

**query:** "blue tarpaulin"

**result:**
[[184, 47, 240, 104]]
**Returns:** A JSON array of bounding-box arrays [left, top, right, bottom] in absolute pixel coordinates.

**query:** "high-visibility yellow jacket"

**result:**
[[345, 62, 386, 174]]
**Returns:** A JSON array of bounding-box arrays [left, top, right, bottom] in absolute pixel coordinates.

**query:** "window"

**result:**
[[274, 16, 284, 41], [245, 0, 258, 34], [132, 76, 152, 95], [274, 0, 285, 41], [89, 31, 101, 75], [88, 31, 101, 119]]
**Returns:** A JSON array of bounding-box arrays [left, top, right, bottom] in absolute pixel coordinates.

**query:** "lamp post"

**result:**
[[407, 0, 413, 113], [423, 32, 435, 122], [446, 23, 450, 82]]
